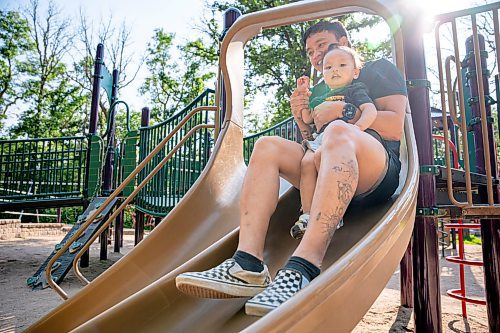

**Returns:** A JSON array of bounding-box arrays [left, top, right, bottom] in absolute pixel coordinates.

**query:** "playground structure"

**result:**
[[1, 43, 218, 288], [0, 0, 495, 332], [0, 43, 128, 286]]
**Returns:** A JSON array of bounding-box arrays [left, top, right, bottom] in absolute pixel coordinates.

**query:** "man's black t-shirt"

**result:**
[[355, 59, 407, 99]]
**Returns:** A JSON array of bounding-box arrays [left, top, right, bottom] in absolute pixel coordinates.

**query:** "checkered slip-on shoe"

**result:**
[[245, 268, 310, 316], [176, 258, 271, 299], [290, 214, 343, 240]]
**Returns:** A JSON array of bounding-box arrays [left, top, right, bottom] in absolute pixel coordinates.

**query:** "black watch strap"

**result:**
[[341, 103, 357, 122]]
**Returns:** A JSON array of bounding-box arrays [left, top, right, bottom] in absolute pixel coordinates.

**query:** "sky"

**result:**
[[1, 0, 210, 41], [1, 0, 215, 126], [0, 0, 494, 130]]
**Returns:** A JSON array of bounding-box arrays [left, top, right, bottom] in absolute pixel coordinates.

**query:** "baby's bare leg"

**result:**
[[300, 150, 317, 213]]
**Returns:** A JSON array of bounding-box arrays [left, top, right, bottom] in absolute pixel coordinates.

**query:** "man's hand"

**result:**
[[290, 88, 310, 120], [312, 101, 344, 130]]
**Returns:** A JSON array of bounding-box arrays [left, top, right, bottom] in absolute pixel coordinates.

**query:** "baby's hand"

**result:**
[[296, 76, 310, 93]]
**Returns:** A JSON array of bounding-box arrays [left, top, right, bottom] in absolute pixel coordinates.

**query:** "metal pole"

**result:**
[[141, 107, 150, 127], [101, 69, 120, 196], [400, 239, 413, 307], [135, 107, 150, 245], [114, 209, 124, 252], [100, 69, 119, 261], [465, 32, 500, 333], [481, 220, 500, 332], [115, 140, 126, 252], [89, 44, 104, 135], [402, 4, 442, 332], [464, 34, 496, 176], [83, 44, 104, 200], [219, 8, 241, 126], [81, 43, 104, 268]]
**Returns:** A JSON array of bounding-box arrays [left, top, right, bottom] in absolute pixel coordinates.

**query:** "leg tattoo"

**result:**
[[317, 207, 344, 248], [317, 159, 358, 247]]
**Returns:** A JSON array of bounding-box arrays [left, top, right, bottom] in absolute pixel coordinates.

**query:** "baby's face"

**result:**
[[322, 49, 359, 90], [305, 31, 340, 73]]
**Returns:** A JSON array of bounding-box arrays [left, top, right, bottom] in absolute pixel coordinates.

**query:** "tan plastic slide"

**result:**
[[27, 1, 418, 332]]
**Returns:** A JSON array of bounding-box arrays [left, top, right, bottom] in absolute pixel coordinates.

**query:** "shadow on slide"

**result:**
[[28, 2, 419, 332]]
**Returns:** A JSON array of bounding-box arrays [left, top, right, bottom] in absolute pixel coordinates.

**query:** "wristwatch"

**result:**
[[341, 103, 357, 122]]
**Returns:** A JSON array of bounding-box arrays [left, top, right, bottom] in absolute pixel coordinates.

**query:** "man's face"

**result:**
[[305, 31, 342, 72], [322, 49, 360, 90]]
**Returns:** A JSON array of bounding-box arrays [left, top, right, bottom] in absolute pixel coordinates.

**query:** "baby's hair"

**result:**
[[324, 44, 364, 69]]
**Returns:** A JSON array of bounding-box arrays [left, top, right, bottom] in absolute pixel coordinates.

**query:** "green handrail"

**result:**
[[243, 116, 300, 164], [135, 89, 215, 216], [134, 91, 300, 217]]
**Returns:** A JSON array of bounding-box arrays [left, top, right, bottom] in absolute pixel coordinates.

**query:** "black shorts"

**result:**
[[353, 129, 401, 206]]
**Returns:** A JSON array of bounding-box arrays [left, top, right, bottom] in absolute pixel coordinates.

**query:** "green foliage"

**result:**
[[140, 29, 216, 123], [455, 234, 482, 245], [5, 1, 89, 139], [11, 67, 88, 138], [123, 207, 135, 229], [209, 1, 390, 132], [0, 10, 34, 130], [343, 14, 390, 60], [114, 105, 141, 140]]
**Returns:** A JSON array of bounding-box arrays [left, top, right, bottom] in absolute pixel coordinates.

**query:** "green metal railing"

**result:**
[[0, 136, 88, 202], [243, 116, 300, 164], [134, 93, 300, 216], [135, 89, 215, 216]]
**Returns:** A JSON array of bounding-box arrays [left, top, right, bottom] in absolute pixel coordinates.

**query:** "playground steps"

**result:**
[[26, 197, 118, 290], [434, 165, 500, 219], [433, 165, 498, 188], [434, 165, 499, 206]]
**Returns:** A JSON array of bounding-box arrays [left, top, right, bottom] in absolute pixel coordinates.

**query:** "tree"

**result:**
[[208, 0, 391, 130], [139, 29, 217, 122], [9, 0, 86, 138], [76, 10, 142, 137], [0, 10, 34, 131]]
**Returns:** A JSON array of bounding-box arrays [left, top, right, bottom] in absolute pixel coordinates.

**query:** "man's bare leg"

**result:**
[[293, 122, 388, 267], [176, 136, 304, 298], [238, 136, 304, 260]]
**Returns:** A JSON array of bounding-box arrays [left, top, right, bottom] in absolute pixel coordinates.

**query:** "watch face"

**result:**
[[343, 103, 357, 120]]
